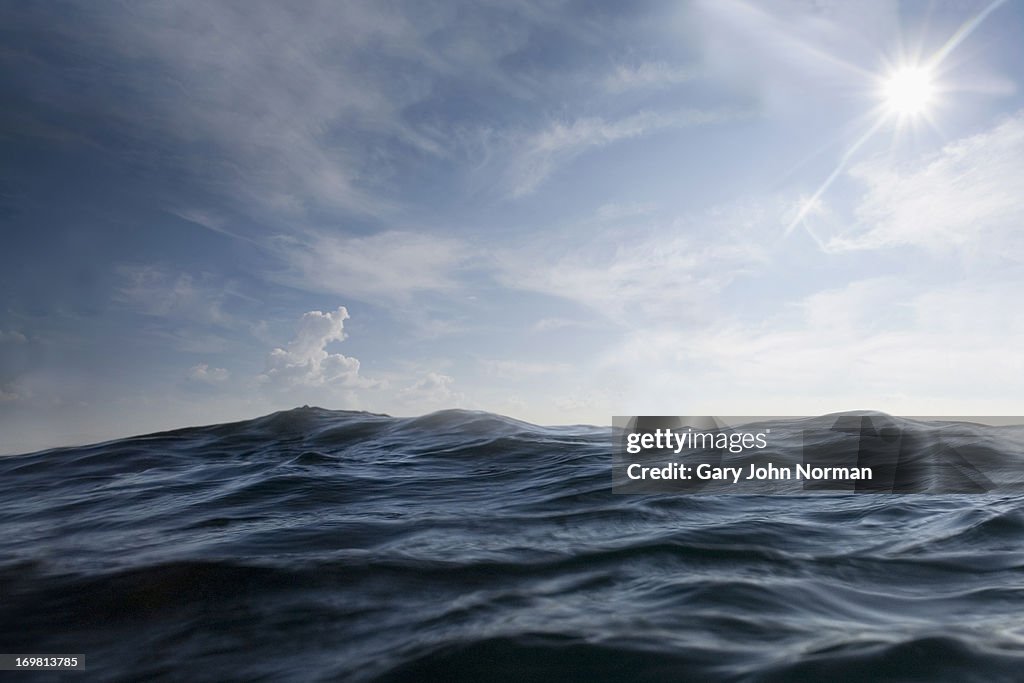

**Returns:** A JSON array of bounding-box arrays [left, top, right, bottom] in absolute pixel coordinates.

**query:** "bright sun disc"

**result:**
[[881, 65, 935, 117]]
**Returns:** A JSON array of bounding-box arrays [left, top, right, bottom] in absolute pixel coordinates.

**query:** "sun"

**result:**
[[880, 65, 936, 117]]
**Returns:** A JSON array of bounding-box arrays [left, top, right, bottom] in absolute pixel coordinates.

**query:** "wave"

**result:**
[[2, 407, 1024, 681]]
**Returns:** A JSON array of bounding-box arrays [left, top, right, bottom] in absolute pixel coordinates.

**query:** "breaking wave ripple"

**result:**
[[2, 407, 1024, 681]]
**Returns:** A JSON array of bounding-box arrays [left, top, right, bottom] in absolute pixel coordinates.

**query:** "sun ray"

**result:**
[[785, 0, 1008, 243], [927, 0, 1008, 69], [785, 116, 885, 235]]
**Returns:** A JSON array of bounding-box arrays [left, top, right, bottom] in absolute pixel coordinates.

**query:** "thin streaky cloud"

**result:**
[[507, 108, 750, 197], [603, 62, 698, 92]]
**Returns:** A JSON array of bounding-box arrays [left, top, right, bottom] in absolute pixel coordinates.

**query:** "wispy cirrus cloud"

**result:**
[[0, 2, 572, 222], [116, 266, 236, 328], [603, 61, 698, 93], [495, 200, 777, 321], [828, 112, 1024, 254], [113, 266, 270, 353], [272, 230, 469, 303], [506, 108, 748, 197], [687, 0, 897, 103]]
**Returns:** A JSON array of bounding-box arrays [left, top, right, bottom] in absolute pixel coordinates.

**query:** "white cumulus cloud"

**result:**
[[261, 307, 367, 388]]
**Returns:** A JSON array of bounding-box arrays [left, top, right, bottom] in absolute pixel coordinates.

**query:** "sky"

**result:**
[[2, 0, 1024, 453]]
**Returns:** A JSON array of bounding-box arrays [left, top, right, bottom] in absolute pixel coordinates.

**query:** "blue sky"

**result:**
[[2, 0, 1023, 453]]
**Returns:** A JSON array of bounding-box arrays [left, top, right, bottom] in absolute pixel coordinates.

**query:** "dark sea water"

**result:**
[[2, 407, 1024, 682]]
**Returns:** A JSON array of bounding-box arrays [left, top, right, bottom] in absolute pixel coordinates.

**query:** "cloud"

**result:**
[[532, 317, 583, 332], [508, 108, 748, 197], [592, 202, 657, 222], [260, 307, 368, 389], [0, 330, 27, 344], [2, 2, 599, 222], [88, 2, 447, 217], [116, 266, 235, 327], [828, 113, 1024, 254], [555, 391, 608, 412], [686, 0, 899, 110], [603, 62, 698, 92], [481, 359, 571, 379], [603, 274, 1024, 415], [114, 266, 271, 352], [274, 230, 468, 302], [496, 200, 776, 322], [168, 208, 256, 245], [186, 363, 229, 384], [399, 372, 461, 406]]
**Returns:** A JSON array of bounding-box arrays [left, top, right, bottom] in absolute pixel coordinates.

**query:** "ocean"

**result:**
[[2, 407, 1023, 681]]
